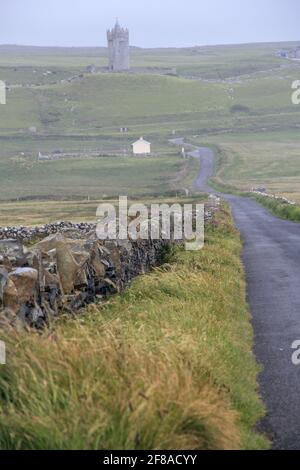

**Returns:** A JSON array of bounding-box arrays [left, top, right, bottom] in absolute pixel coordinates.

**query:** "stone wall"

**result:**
[[0, 221, 96, 242], [250, 190, 296, 206], [0, 231, 171, 329], [0, 200, 220, 329]]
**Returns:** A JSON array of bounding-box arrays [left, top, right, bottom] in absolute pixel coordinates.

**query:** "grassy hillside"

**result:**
[[2, 64, 300, 137], [0, 206, 269, 450], [0, 73, 228, 136]]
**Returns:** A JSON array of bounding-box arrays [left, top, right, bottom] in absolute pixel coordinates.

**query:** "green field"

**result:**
[[213, 140, 300, 193], [1, 41, 300, 215], [0, 153, 198, 201], [191, 131, 300, 202]]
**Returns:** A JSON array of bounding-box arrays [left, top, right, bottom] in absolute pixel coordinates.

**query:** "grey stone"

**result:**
[[8, 268, 38, 305], [0, 268, 9, 307], [0, 239, 24, 259]]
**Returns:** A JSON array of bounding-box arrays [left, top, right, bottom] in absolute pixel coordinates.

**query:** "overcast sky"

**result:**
[[1, 0, 299, 48]]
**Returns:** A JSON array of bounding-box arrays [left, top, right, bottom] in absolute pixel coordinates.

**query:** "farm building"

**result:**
[[132, 137, 151, 155]]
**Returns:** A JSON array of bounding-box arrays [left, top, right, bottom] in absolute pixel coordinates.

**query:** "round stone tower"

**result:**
[[107, 20, 130, 72]]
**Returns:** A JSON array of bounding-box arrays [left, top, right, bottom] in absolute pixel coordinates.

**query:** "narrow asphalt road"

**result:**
[[186, 143, 300, 449]]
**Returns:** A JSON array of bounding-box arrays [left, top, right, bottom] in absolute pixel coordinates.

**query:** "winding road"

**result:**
[[174, 139, 300, 449]]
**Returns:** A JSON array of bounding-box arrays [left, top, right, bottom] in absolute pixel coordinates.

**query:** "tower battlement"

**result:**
[[107, 20, 130, 72], [107, 23, 129, 41]]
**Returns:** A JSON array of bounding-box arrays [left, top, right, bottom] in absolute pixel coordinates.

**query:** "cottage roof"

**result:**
[[132, 137, 151, 146]]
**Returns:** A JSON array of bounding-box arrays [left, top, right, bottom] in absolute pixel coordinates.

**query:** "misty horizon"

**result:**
[[1, 0, 300, 49], [1, 39, 300, 50]]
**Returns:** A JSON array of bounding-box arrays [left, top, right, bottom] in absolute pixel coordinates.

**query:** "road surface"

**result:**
[[188, 144, 300, 450]]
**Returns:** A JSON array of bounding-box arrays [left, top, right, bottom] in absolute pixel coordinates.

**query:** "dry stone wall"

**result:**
[[0, 221, 96, 242], [0, 200, 220, 329], [0, 231, 171, 329]]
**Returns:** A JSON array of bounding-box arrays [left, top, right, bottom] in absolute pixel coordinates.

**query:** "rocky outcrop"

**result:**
[[0, 232, 171, 329]]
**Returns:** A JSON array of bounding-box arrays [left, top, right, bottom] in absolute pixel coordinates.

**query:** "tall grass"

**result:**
[[210, 175, 300, 223], [249, 194, 300, 222], [0, 206, 268, 450]]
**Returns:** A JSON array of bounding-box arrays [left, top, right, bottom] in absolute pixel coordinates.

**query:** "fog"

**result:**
[[1, 0, 299, 47]]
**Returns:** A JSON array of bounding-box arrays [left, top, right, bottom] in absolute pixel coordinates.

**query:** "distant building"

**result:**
[[38, 151, 50, 161], [132, 137, 151, 155], [277, 49, 288, 58], [276, 46, 300, 59], [107, 20, 130, 72]]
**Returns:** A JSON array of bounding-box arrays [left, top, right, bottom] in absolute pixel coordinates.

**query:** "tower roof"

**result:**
[[107, 19, 129, 38], [114, 18, 121, 32]]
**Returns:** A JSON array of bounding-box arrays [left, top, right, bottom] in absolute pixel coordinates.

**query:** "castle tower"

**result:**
[[107, 20, 130, 72]]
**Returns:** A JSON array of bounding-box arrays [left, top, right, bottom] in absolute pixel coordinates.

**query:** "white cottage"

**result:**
[[132, 137, 151, 155]]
